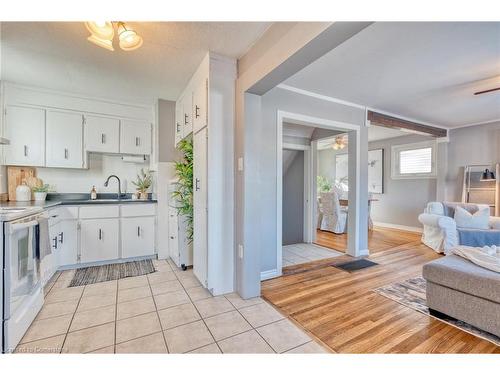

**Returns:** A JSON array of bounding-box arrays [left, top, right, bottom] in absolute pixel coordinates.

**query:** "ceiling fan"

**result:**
[[474, 87, 500, 95]]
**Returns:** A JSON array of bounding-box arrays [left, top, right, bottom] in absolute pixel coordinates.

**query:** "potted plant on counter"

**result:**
[[132, 168, 153, 200], [32, 184, 51, 201]]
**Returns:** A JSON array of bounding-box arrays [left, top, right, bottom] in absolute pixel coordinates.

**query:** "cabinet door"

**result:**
[[120, 120, 151, 155], [193, 128, 208, 287], [57, 220, 78, 267], [46, 111, 84, 168], [84, 115, 120, 153], [80, 219, 119, 263], [182, 93, 193, 138], [41, 222, 60, 286], [174, 102, 183, 146], [192, 79, 208, 134], [121, 216, 155, 258], [4, 106, 45, 166]]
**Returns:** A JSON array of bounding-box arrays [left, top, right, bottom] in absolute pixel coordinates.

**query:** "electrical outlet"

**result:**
[[238, 244, 244, 259]]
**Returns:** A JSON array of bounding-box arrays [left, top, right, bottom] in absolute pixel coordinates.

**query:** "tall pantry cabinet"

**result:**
[[174, 53, 236, 296]]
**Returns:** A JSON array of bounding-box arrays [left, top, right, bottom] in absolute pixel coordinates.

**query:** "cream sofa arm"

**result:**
[[489, 216, 500, 230], [418, 213, 458, 253]]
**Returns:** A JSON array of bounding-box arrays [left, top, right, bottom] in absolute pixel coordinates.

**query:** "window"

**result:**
[[391, 141, 437, 179]]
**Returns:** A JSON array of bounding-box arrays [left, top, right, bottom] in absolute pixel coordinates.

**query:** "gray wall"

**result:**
[[445, 121, 500, 202], [282, 151, 304, 245], [258, 86, 366, 274], [158, 99, 181, 162], [368, 134, 437, 227], [317, 133, 437, 228]]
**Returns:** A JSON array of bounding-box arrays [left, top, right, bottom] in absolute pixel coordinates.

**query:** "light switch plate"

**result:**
[[237, 157, 244, 171], [238, 244, 244, 259]]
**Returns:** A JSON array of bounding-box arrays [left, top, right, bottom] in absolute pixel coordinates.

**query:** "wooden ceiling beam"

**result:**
[[367, 110, 447, 138]]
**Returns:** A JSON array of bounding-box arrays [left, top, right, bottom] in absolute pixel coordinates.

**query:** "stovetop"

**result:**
[[0, 206, 43, 222]]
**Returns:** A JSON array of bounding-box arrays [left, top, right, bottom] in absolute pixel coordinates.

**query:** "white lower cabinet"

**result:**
[[80, 219, 119, 263], [121, 217, 155, 258], [57, 220, 78, 267]]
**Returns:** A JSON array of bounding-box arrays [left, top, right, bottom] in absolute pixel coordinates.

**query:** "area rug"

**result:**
[[374, 277, 500, 346], [334, 259, 378, 272], [69, 259, 156, 287]]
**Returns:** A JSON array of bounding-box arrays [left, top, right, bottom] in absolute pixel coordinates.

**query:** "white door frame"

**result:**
[[275, 110, 361, 279], [281, 142, 313, 244]]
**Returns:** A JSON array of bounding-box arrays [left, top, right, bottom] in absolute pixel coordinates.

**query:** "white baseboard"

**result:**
[[260, 269, 281, 281], [373, 221, 423, 233]]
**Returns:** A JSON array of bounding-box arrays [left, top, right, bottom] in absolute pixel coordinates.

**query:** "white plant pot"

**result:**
[[34, 192, 47, 201]]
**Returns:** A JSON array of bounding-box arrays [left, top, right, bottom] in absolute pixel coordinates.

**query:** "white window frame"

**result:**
[[391, 140, 437, 179]]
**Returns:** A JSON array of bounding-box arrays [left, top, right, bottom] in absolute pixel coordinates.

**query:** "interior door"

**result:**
[[84, 115, 120, 153], [4, 105, 45, 166], [193, 128, 208, 287], [46, 111, 84, 168]]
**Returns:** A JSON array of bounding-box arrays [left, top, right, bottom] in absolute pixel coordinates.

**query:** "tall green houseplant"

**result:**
[[172, 138, 194, 242]]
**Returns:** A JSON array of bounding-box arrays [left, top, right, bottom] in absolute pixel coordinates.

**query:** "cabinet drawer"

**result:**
[[79, 205, 119, 219], [121, 203, 156, 217]]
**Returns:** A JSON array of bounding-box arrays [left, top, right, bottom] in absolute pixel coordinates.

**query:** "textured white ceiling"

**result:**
[[1, 22, 271, 103], [285, 22, 500, 128]]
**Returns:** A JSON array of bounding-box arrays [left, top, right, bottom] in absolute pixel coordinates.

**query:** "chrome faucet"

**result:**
[[104, 175, 123, 200]]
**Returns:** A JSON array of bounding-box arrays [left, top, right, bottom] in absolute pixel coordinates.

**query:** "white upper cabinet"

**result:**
[[174, 104, 183, 146], [192, 78, 208, 134], [120, 120, 151, 155], [84, 115, 120, 153], [182, 93, 193, 138], [46, 111, 84, 168], [4, 105, 45, 166]]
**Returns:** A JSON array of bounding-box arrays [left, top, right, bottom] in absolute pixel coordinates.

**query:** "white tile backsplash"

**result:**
[[36, 153, 153, 194]]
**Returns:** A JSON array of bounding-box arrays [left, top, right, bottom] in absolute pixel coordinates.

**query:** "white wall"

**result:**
[[37, 153, 150, 195]]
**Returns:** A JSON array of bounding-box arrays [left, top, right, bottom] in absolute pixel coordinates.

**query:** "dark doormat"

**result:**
[[333, 259, 378, 272]]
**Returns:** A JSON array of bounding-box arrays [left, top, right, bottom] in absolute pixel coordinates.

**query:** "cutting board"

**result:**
[[7, 166, 36, 201]]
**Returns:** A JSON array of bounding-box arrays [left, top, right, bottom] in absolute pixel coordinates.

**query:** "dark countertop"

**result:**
[[0, 193, 157, 209]]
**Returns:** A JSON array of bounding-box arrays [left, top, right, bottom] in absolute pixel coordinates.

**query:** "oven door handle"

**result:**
[[9, 220, 39, 233]]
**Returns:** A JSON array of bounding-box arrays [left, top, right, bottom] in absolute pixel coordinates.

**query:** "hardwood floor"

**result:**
[[263, 232, 500, 353], [314, 226, 422, 254]]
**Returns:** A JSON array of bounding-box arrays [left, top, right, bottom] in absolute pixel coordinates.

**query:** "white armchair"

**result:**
[[319, 191, 348, 234], [418, 201, 499, 253]]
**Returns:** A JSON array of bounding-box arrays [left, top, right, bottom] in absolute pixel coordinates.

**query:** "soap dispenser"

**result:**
[[90, 186, 97, 200]]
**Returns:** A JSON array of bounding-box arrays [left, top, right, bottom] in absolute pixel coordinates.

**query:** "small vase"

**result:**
[[34, 192, 47, 201], [138, 191, 148, 200]]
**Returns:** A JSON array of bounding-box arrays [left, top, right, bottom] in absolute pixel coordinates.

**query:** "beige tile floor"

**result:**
[[14, 258, 329, 354], [283, 243, 343, 267]]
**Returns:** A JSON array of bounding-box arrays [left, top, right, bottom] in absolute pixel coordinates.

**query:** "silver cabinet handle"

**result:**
[[59, 232, 64, 244], [135, 137, 140, 146], [176, 122, 180, 132], [137, 226, 140, 237], [98, 229, 102, 240], [195, 178, 200, 191], [52, 237, 58, 250], [195, 105, 200, 118], [64, 148, 68, 159], [24, 145, 28, 157], [101, 133, 106, 144], [184, 113, 188, 125]]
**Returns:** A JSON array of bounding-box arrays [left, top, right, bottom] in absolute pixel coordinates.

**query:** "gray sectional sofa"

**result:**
[[423, 255, 500, 337]]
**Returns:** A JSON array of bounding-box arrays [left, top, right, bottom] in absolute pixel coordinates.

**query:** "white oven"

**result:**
[[2, 211, 45, 353]]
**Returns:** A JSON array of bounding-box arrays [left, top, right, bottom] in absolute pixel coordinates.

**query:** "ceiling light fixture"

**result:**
[[117, 22, 143, 51], [84, 21, 143, 52], [332, 136, 347, 150]]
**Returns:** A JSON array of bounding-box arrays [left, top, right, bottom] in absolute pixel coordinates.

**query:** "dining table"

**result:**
[[339, 198, 379, 230]]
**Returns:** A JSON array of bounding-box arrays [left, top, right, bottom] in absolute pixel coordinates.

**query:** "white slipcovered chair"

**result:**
[[319, 191, 348, 234], [418, 201, 500, 253]]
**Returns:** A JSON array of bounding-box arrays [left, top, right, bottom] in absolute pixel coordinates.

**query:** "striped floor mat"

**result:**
[[69, 259, 156, 287]]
